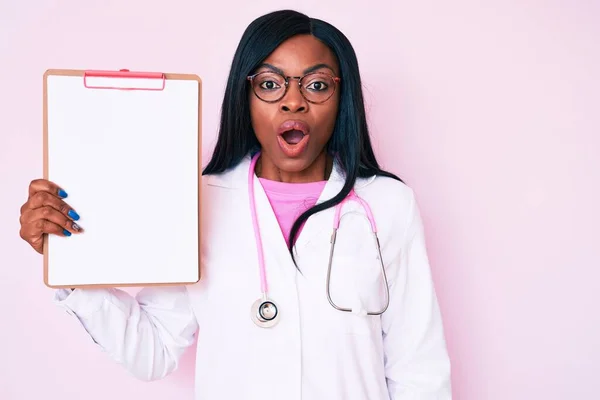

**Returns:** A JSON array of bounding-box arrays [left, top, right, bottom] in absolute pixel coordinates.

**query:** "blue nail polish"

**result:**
[[68, 209, 80, 220], [58, 189, 68, 198], [63, 229, 71, 236]]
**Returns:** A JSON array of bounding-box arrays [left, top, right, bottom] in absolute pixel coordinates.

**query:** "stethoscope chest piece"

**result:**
[[251, 297, 279, 328]]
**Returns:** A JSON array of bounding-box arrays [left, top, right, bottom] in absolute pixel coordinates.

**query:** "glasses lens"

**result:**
[[252, 72, 286, 102], [301, 73, 336, 103]]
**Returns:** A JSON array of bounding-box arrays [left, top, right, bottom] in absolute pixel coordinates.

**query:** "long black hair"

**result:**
[[202, 9, 403, 259]]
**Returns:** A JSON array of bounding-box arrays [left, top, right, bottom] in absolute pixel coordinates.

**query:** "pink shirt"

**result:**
[[258, 178, 327, 245]]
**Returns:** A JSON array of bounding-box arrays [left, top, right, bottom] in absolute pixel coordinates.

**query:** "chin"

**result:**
[[273, 155, 313, 172]]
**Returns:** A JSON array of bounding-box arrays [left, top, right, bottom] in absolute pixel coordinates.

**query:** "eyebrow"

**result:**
[[256, 63, 336, 76], [303, 63, 335, 74]]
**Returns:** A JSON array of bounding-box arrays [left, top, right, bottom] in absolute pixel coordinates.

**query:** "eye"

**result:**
[[305, 80, 329, 92], [259, 80, 281, 90]]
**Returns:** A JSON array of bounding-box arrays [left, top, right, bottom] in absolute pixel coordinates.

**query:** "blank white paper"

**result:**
[[45, 74, 200, 287]]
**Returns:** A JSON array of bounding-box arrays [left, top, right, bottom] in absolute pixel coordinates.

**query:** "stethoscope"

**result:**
[[248, 151, 390, 328]]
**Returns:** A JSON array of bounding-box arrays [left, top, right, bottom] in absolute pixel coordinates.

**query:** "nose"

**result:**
[[280, 79, 307, 113]]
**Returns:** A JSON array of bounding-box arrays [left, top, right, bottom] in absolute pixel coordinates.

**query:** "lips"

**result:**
[[278, 120, 310, 143], [276, 119, 311, 158]]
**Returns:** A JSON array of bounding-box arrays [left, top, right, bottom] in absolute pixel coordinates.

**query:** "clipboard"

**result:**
[[43, 68, 202, 289]]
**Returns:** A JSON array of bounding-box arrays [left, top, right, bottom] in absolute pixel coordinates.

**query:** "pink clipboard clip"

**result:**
[[83, 69, 166, 91]]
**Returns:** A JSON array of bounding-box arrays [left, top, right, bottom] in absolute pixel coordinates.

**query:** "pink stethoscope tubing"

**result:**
[[248, 151, 390, 320], [248, 152, 270, 298]]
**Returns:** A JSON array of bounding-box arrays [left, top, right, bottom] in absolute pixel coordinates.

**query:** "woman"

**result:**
[[18, 9, 451, 400]]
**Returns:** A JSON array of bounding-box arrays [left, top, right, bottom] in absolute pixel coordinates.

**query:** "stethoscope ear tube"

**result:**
[[325, 228, 390, 316]]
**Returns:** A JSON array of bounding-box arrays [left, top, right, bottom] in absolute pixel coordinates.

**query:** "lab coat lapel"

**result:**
[[292, 158, 346, 252], [251, 171, 299, 280], [228, 153, 347, 277]]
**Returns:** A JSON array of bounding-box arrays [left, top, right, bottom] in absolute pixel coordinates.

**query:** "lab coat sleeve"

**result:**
[[382, 191, 452, 399], [53, 286, 198, 382]]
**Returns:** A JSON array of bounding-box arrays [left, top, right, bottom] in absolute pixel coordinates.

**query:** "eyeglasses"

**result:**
[[247, 71, 341, 104]]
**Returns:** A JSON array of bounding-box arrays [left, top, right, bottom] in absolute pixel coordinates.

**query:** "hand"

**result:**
[[19, 179, 83, 254]]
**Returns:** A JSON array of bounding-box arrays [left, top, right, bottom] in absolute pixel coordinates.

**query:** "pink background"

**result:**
[[1, 1, 598, 399]]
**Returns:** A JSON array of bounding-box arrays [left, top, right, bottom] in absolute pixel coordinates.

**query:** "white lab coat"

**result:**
[[54, 153, 452, 399]]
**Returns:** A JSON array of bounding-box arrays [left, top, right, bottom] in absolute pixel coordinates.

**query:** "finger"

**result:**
[[21, 190, 80, 221], [21, 206, 83, 234], [20, 219, 73, 254], [28, 178, 68, 200]]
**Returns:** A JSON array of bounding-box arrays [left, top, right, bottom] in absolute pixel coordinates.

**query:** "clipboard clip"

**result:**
[[83, 69, 166, 91]]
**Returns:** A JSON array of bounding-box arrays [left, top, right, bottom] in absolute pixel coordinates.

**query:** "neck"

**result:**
[[256, 151, 332, 183]]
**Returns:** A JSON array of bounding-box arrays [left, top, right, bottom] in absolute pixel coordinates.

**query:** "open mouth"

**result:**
[[276, 119, 311, 158], [281, 129, 306, 145]]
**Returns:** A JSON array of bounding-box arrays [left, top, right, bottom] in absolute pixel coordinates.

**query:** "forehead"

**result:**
[[262, 34, 339, 74]]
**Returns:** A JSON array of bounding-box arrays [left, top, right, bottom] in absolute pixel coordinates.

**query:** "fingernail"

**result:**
[[68, 209, 80, 220], [63, 229, 72, 237], [72, 223, 82, 232], [58, 189, 68, 198]]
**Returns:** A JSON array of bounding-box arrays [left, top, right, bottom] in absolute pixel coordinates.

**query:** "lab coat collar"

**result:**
[[205, 152, 376, 253], [205, 152, 375, 193]]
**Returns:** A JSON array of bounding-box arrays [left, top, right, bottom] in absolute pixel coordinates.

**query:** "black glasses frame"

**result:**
[[246, 71, 341, 104]]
